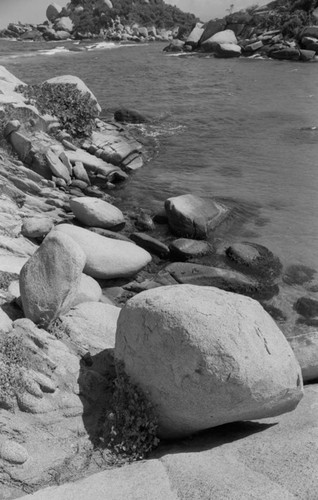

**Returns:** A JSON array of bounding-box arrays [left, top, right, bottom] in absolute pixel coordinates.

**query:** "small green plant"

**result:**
[[0, 334, 30, 410], [101, 362, 160, 461], [16, 82, 98, 138]]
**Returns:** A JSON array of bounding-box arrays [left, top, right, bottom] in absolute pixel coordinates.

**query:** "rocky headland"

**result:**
[[0, 0, 197, 44], [164, 0, 318, 62], [0, 61, 317, 499]]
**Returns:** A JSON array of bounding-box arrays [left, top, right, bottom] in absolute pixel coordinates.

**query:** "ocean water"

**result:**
[[1, 39, 318, 332]]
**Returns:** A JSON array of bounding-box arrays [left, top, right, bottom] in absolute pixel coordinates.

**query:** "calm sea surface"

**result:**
[[1, 40, 318, 311]]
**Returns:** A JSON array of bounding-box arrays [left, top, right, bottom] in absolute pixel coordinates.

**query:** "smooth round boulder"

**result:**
[[70, 197, 125, 229], [169, 238, 210, 260], [21, 217, 54, 239], [20, 232, 86, 328], [115, 285, 303, 439], [54, 224, 152, 279]]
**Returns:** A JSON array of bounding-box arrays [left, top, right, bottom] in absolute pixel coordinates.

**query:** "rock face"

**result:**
[[20, 232, 86, 327], [54, 17, 73, 33], [201, 29, 237, 51], [115, 285, 303, 438], [164, 194, 229, 239], [54, 224, 152, 279], [46, 3, 62, 22], [70, 197, 125, 229], [44, 75, 101, 114]]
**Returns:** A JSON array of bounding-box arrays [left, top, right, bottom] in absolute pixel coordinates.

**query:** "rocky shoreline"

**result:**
[[0, 63, 318, 498]]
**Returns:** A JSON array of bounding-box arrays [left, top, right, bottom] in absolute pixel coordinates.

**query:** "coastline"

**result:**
[[3, 39, 316, 496]]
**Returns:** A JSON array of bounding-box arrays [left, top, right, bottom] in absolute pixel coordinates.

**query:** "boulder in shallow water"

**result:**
[[294, 297, 318, 318], [20, 232, 86, 327], [169, 238, 210, 260], [186, 22, 204, 47], [54, 224, 152, 279], [269, 46, 300, 61], [164, 194, 229, 239], [70, 197, 125, 229], [226, 242, 282, 279], [214, 43, 241, 58], [114, 108, 148, 124], [115, 285, 303, 438], [201, 29, 237, 52]]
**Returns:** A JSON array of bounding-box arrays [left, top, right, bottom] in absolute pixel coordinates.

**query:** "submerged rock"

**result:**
[[169, 238, 211, 260], [283, 264, 316, 286], [114, 108, 148, 124], [289, 331, 318, 382], [225, 242, 282, 279], [115, 285, 303, 438], [294, 297, 318, 318], [164, 262, 278, 300]]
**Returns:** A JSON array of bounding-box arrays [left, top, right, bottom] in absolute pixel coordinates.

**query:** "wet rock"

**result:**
[[54, 224, 152, 280], [114, 108, 148, 124], [115, 285, 303, 439], [130, 233, 170, 258], [134, 210, 155, 232], [301, 36, 318, 53], [269, 46, 300, 61], [165, 262, 278, 300], [299, 49, 316, 61], [21, 217, 54, 239], [153, 208, 168, 224], [214, 43, 241, 58], [169, 238, 211, 260], [20, 231, 86, 327], [165, 194, 229, 240], [225, 242, 282, 279], [261, 303, 287, 322], [163, 39, 185, 52], [294, 297, 318, 318], [70, 197, 125, 230], [283, 264, 316, 286], [0, 440, 29, 464]]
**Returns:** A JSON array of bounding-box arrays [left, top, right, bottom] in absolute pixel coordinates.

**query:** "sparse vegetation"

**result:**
[[101, 362, 160, 461], [15, 83, 99, 138], [0, 334, 30, 410]]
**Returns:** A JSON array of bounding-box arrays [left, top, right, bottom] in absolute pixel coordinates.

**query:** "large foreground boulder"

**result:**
[[165, 194, 229, 239], [115, 285, 303, 438], [20, 232, 86, 327], [54, 224, 152, 279]]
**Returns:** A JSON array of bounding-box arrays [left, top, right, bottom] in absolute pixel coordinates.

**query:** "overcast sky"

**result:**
[[0, 1, 269, 28]]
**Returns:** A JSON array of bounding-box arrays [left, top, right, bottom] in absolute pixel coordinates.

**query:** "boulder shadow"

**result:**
[[77, 348, 116, 447], [153, 421, 277, 458]]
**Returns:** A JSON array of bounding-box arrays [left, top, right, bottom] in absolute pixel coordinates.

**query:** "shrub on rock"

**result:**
[[20, 232, 86, 328], [115, 285, 303, 439]]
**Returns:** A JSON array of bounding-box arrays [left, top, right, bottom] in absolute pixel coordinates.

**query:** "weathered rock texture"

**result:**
[[20, 232, 86, 327], [115, 285, 303, 438]]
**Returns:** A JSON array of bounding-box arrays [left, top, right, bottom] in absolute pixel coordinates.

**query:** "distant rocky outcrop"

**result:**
[[164, 0, 318, 61]]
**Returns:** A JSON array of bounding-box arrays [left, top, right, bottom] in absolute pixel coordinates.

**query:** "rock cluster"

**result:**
[[0, 3, 177, 43], [164, 5, 318, 62]]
